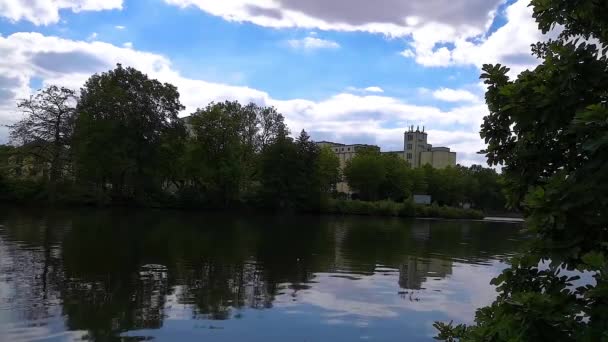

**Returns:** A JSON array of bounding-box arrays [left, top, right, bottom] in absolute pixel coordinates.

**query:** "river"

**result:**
[[0, 207, 525, 341]]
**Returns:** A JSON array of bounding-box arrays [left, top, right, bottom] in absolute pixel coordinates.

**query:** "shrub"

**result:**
[[323, 199, 483, 219]]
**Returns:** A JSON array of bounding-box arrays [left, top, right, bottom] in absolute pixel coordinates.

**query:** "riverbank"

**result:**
[[1, 179, 484, 220], [321, 199, 484, 220]]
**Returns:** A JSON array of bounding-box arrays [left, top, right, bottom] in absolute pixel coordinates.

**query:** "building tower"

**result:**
[[404, 125, 431, 167]]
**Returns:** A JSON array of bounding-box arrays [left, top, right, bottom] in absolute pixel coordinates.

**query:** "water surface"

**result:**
[[0, 208, 524, 341]]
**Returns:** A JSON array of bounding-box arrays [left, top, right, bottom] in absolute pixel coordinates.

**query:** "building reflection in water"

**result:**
[[0, 208, 524, 341]]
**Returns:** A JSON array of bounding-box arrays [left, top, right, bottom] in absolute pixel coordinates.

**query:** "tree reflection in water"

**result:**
[[0, 208, 525, 341]]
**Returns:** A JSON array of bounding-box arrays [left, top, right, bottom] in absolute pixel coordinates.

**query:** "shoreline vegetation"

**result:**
[[323, 199, 483, 220], [1, 65, 507, 221], [0, 179, 484, 220]]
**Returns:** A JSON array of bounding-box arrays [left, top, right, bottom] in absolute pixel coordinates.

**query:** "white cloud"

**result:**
[[123, 42, 133, 48], [115, 25, 126, 30], [364, 86, 383, 93], [400, 49, 415, 58], [288, 37, 340, 50], [87, 32, 98, 41], [346, 86, 384, 94], [0, 32, 488, 166], [0, 0, 123, 25], [163, 0, 547, 77], [433, 88, 479, 103], [405, 0, 556, 76]]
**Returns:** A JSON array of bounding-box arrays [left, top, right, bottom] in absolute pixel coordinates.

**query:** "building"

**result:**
[[316, 126, 457, 195], [403, 125, 456, 168], [316, 141, 380, 169], [316, 141, 380, 193], [420, 147, 457, 169]]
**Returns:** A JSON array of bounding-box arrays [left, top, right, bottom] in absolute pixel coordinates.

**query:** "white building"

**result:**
[[403, 126, 457, 169], [316, 126, 457, 194]]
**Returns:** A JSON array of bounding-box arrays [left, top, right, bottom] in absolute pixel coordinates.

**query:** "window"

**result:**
[[347, 148, 350, 151], [407, 144, 412, 150], [407, 135, 413, 141], [341, 148, 344, 151], [407, 153, 412, 159]]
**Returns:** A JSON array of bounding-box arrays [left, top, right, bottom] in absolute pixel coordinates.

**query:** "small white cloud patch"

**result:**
[[288, 37, 340, 50], [432, 88, 479, 103], [363, 86, 383, 93]]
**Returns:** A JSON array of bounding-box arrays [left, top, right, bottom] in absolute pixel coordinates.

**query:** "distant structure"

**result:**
[[402, 125, 457, 169], [316, 126, 457, 194], [316, 141, 380, 193]]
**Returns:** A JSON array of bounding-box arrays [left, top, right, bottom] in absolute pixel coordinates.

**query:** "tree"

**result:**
[[294, 130, 321, 210], [435, 1, 608, 340], [259, 125, 298, 209], [8, 86, 77, 200], [74, 64, 185, 201], [316, 146, 341, 195], [343, 151, 386, 201], [186, 101, 251, 206], [256, 105, 287, 151], [379, 154, 411, 201], [182, 101, 288, 207]]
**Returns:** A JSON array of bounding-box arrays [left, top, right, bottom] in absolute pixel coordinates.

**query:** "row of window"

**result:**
[[333, 147, 352, 152]]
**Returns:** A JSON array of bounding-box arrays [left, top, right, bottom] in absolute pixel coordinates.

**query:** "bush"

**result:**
[[0, 178, 47, 202], [323, 199, 483, 219]]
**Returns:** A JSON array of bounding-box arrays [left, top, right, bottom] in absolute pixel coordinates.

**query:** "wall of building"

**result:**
[[404, 130, 430, 167], [420, 150, 457, 169]]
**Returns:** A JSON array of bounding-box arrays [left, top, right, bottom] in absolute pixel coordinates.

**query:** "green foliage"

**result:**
[[317, 146, 341, 194], [259, 129, 326, 211], [437, 1, 608, 340], [7, 86, 77, 201], [73, 64, 185, 202], [1, 65, 504, 219], [323, 199, 483, 220], [343, 150, 387, 200], [343, 152, 505, 211]]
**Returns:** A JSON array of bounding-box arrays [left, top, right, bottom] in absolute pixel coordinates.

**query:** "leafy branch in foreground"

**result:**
[[435, 0, 608, 340]]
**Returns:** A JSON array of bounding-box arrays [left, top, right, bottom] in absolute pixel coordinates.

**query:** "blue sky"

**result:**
[[0, 0, 548, 165]]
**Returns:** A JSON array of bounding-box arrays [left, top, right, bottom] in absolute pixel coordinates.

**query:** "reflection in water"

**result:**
[[0, 208, 525, 341]]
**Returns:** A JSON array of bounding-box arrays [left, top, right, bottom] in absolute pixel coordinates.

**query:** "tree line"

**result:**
[[1, 64, 504, 213], [343, 149, 505, 211]]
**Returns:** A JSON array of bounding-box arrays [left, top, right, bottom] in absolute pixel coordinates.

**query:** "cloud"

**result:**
[[400, 49, 415, 58], [31, 51, 109, 73], [87, 32, 98, 41], [123, 42, 133, 48], [0, 32, 488, 166], [0, 0, 123, 25], [432, 88, 479, 103], [346, 86, 384, 94], [364, 86, 383, 93], [162, 0, 553, 78], [405, 0, 557, 76], [163, 0, 501, 37], [115, 25, 126, 30], [288, 37, 340, 50]]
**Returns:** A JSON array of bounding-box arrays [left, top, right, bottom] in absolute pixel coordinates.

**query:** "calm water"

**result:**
[[0, 207, 525, 342]]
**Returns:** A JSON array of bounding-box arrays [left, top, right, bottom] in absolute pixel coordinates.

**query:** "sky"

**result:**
[[0, 0, 551, 165]]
